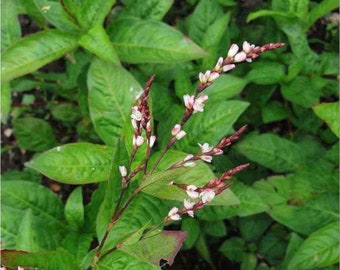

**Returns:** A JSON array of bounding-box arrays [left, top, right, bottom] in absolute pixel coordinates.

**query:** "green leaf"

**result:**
[[63, 232, 93, 262], [236, 133, 305, 173], [119, 0, 174, 20], [269, 193, 339, 235], [107, 18, 206, 63], [305, 0, 339, 31], [13, 117, 57, 152], [202, 220, 226, 237], [1, 0, 21, 51], [204, 75, 248, 102], [181, 218, 200, 249], [1, 181, 66, 250], [1, 83, 11, 123], [245, 62, 285, 85], [281, 76, 323, 108], [65, 187, 84, 230], [219, 237, 246, 262], [1, 248, 79, 270], [80, 0, 116, 29], [288, 222, 339, 269], [33, 0, 80, 31], [79, 25, 120, 64], [176, 100, 249, 153], [119, 230, 187, 267], [1, 29, 79, 83], [26, 143, 115, 184], [239, 213, 272, 242], [50, 103, 81, 123], [241, 253, 258, 270], [87, 58, 142, 145], [313, 102, 339, 138], [247, 10, 297, 23], [281, 233, 304, 270], [262, 101, 289, 123], [187, 0, 223, 44], [197, 180, 268, 220]]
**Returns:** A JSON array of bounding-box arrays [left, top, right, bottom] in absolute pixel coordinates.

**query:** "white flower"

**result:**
[[146, 121, 152, 132], [131, 119, 138, 130], [222, 64, 236, 72], [193, 94, 208, 113], [234, 51, 247, 62], [198, 143, 213, 153], [227, 44, 239, 58], [131, 106, 142, 121], [175, 130, 187, 140], [171, 124, 181, 136], [199, 71, 211, 84], [133, 135, 144, 146], [168, 207, 181, 221], [242, 41, 255, 53], [148, 135, 156, 147], [184, 154, 194, 161], [119, 166, 127, 177], [213, 148, 223, 155], [200, 190, 216, 203], [214, 57, 224, 71], [18, 267, 25, 270], [186, 185, 199, 199], [184, 199, 195, 217], [183, 94, 195, 109], [183, 161, 196, 167], [208, 72, 219, 82], [200, 155, 213, 163]]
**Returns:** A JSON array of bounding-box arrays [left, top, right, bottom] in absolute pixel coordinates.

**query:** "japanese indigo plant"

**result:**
[[90, 41, 284, 267]]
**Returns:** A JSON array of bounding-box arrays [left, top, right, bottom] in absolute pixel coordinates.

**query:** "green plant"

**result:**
[[1, 0, 339, 269]]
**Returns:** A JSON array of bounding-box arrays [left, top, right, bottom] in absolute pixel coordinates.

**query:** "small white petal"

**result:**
[[184, 154, 194, 161], [222, 64, 236, 72], [214, 57, 224, 70], [234, 51, 247, 62], [184, 199, 195, 209], [227, 44, 239, 58], [208, 72, 219, 82], [131, 106, 142, 121], [131, 119, 138, 130], [133, 135, 144, 146], [171, 124, 181, 136], [168, 207, 181, 221], [183, 94, 195, 109], [200, 155, 213, 163], [199, 72, 206, 84], [149, 135, 156, 147], [175, 130, 187, 140], [213, 148, 223, 155], [187, 210, 194, 217], [119, 166, 127, 177], [200, 190, 216, 203], [198, 143, 213, 153], [186, 185, 199, 199], [183, 161, 196, 167]]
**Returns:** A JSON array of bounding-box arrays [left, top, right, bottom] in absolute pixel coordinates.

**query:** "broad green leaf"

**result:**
[[1, 30, 79, 83], [313, 102, 339, 138], [87, 58, 142, 146], [102, 194, 168, 253], [281, 233, 304, 270], [26, 143, 115, 184], [262, 101, 289, 123], [107, 18, 206, 63], [79, 25, 120, 65], [95, 250, 159, 270], [241, 253, 258, 270], [119, 0, 174, 20], [50, 103, 81, 123], [1, 83, 11, 123], [13, 117, 57, 152], [81, 0, 116, 29], [236, 133, 305, 173], [187, 0, 223, 44], [281, 76, 323, 108], [269, 193, 339, 235], [239, 213, 272, 242], [288, 222, 339, 269], [219, 237, 246, 262], [1, 168, 41, 183], [33, 0, 80, 31], [245, 62, 285, 85], [176, 100, 249, 153], [204, 75, 248, 103], [63, 232, 93, 262], [305, 0, 339, 31], [197, 180, 268, 220], [1, 248, 79, 270], [1, 181, 66, 250], [1, 0, 21, 51], [202, 220, 226, 237], [247, 9, 297, 23], [181, 218, 200, 249], [119, 230, 187, 266], [65, 187, 84, 230]]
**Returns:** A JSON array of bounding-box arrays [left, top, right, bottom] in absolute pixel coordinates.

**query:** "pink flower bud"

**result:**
[[131, 106, 142, 121], [186, 185, 199, 199], [198, 142, 213, 153], [199, 70, 211, 84], [148, 135, 156, 147], [200, 155, 213, 163], [242, 41, 255, 53], [184, 154, 194, 161], [146, 121, 152, 132], [133, 135, 144, 146], [184, 199, 195, 209], [168, 207, 181, 221], [234, 51, 247, 62], [171, 124, 181, 136], [175, 130, 187, 140], [119, 166, 127, 177], [200, 190, 215, 203], [214, 57, 224, 71], [208, 72, 220, 82], [213, 148, 223, 155], [183, 94, 195, 109], [183, 161, 196, 167], [227, 44, 239, 58], [222, 64, 236, 72]]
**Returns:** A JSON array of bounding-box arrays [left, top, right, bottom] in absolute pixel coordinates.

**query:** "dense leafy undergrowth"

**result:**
[[1, 0, 339, 269]]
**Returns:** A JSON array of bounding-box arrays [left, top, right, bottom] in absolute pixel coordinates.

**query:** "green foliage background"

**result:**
[[1, 0, 339, 269]]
